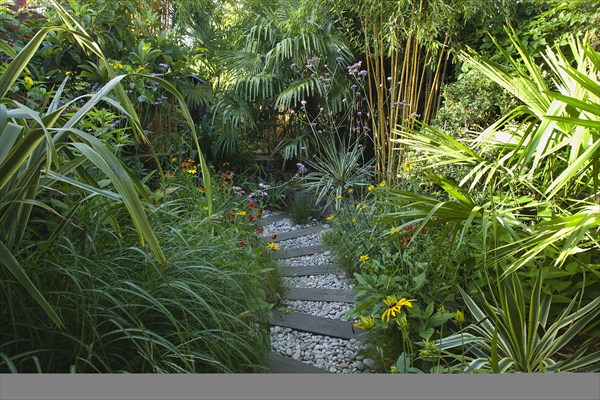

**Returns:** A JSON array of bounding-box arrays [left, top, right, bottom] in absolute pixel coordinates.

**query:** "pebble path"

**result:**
[[262, 212, 376, 373]]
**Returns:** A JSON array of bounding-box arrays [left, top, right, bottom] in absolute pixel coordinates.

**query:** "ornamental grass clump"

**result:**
[[0, 203, 275, 373]]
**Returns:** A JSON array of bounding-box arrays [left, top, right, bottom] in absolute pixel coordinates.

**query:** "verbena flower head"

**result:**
[[296, 163, 308, 174]]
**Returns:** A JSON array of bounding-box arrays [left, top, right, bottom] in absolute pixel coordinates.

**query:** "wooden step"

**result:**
[[261, 225, 326, 243], [272, 245, 328, 260], [285, 287, 356, 303], [269, 310, 363, 340], [267, 352, 331, 373], [279, 263, 345, 277]]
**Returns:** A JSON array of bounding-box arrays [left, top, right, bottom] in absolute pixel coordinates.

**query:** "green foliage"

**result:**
[[437, 270, 600, 372], [287, 192, 314, 224], [433, 69, 520, 134], [0, 203, 276, 372], [390, 30, 599, 279], [299, 134, 373, 208]]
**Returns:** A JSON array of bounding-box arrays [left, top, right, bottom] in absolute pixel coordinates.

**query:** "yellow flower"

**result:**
[[381, 296, 416, 323], [437, 305, 445, 313], [335, 195, 342, 200], [203, 206, 209, 211], [389, 226, 399, 235], [359, 254, 369, 263], [112, 62, 123, 70], [367, 185, 375, 191], [326, 215, 334, 221], [186, 167, 197, 174], [454, 310, 465, 324], [267, 242, 280, 251], [136, 65, 146, 72], [351, 217, 357, 223], [65, 71, 73, 76], [23, 76, 34, 89], [378, 180, 386, 187], [403, 163, 413, 173], [352, 315, 375, 330], [171, 156, 178, 162], [237, 211, 247, 216], [348, 188, 354, 194]]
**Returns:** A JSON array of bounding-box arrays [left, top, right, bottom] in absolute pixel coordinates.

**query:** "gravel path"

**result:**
[[261, 214, 375, 373]]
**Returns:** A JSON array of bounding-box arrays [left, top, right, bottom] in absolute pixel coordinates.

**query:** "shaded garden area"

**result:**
[[1, 0, 598, 373]]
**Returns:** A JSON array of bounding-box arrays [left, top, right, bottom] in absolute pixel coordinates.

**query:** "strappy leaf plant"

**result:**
[[435, 270, 600, 372]]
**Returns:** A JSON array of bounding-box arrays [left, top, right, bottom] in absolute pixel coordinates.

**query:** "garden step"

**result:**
[[258, 213, 289, 225], [278, 263, 345, 277], [285, 287, 356, 303], [267, 352, 332, 373], [269, 310, 363, 340], [261, 225, 326, 243], [272, 245, 328, 259]]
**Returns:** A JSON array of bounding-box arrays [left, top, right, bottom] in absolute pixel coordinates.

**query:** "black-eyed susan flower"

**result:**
[[359, 254, 369, 263], [335, 195, 342, 200], [352, 315, 375, 330], [381, 295, 415, 323], [237, 211, 247, 216], [326, 215, 334, 221], [378, 180, 386, 187], [367, 185, 375, 191]]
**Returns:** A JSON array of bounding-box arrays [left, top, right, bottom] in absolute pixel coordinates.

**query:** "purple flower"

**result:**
[[296, 163, 308, 173], [358, 70, 368, 76], [387, 76, 392, 81], [159, 63, 169, 69], [153, 73, 165, 77], [307, 56, 320, 64], [336, 56, 343, 62], [347, 61, 362, 75], [258, 183, 270, 190], [291, 63, 297, 68], [301, 100, 307, 107]]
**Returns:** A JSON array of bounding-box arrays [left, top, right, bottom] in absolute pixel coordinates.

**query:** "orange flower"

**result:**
[[166, 171, 174, 178], [255, 225, 264, 234], [257, 209, 263, 218], [217, 185, 223, 191], [220, 172, 231, 179], [198, 187, 205, 193], [247, 215, 255, 222], [247, 202, 255, 209]]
